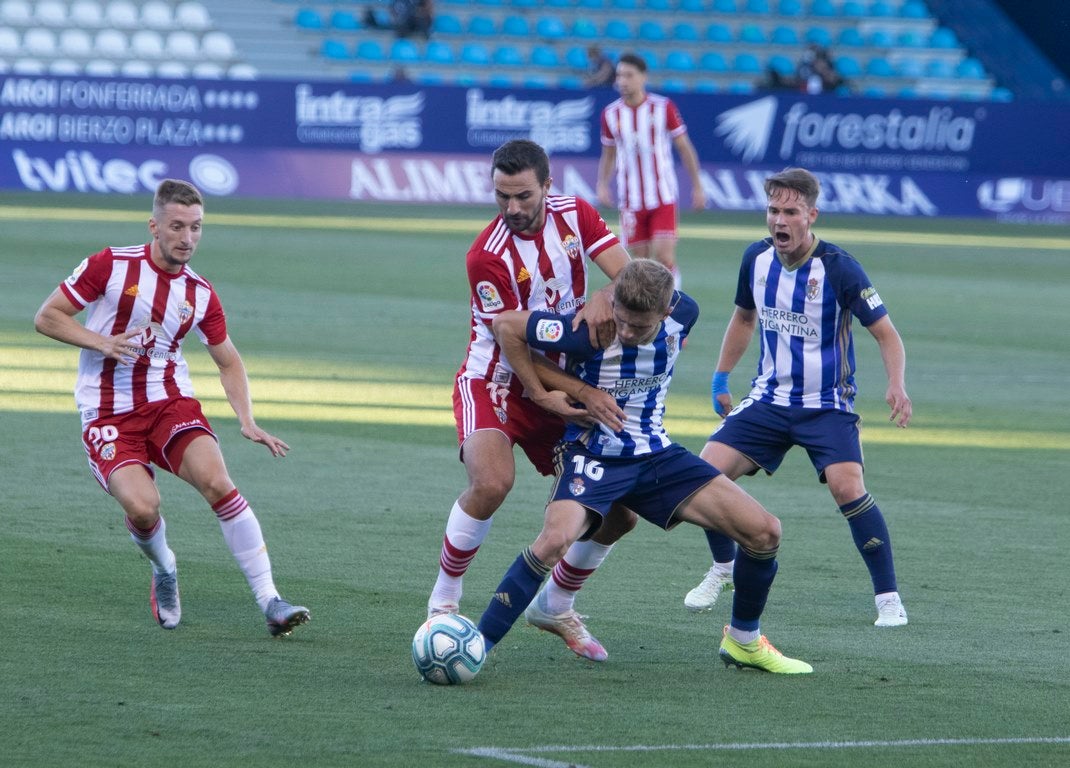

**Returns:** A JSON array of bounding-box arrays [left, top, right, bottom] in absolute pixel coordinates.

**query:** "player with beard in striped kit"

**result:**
[[34, 179, 309, 637]]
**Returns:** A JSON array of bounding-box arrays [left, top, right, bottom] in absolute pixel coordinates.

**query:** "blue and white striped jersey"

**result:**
[[524, 292, 699, 457], [736, 237, 888, 410]]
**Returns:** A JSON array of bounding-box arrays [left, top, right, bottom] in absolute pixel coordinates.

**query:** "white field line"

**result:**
[[456, 736, 1070, 767]]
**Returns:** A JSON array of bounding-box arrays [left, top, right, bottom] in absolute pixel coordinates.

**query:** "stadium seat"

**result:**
[[700, 51, 728, 72], [94, 28, 127, 57], [120, 60, 154, 77], [391, 39, 420, 63], [467, 15, 496, 36], [840, 1, 866, 17], [771, 26, 799, 45], [660, 78, 687, 92], [330, 10, 360, 31], [22, 29, 58, 57], [432, 14, 462, 35], [13, 58, 47, 74], [834, 55, 863, 78], [130, 29, 165, 58], [501, 15, 529, 37], [192, 62, 224, 79], [0, 28, 19, 57], [929, 28, 959, 49], [897, 58, 924, 78], [58, 28, 92, 57], [536, 16, 567, 39], [228, 63, 257, 79], [355, 40, 385, 61], [837, 27, 865, 47], [733, 53, 762, 74], [638, 21, 666, 42], [460, 43, 491, 65], [156, 61, 189, 78], [870, 1, 895, 17], [0, 0, 30, 24], [805, 26, 833, 47], [862, 85, 887, 97], [611, 0, 639, 9], [425, 41, 454, 63], [897, 30, 926, 48], [672, 22, 700, 42], [739, 25, 766, 44], [415, 72, 445, 85], [493, 45, 524, 66], [524, 75, 551, 88], [49, 59, 81, 75], [572, 18, 598, 38], [84, 58, 118, 76], [694, 79, 719, 93], [140, 0, 171, 29], [104, 0, 139, 28], [558, 75, 583, 88], [679, 0, 704, 11], [488, 74, 513, 87], [745, 0, 770, 12], [989, 86, 1012, 101], [705, 23, 733, 43], [565, 46, 588, 68], [809, 0, 836, 16], [956, 57, 986, 79], [778, 0, 803, 15], [544, 0, 571, 7], [577, 0, 605, 8], [664, 50, 695, 72], [728, 80, 755, 94], [636, 48, 659, 69], [202, 31, 236, 61], [899, 1, 929, 18], [35, 0, 66, 26], [175, 1, 210, 31], [165, 31, 199, 60], [647, 0, 671, 10], [530, 45, 559, 67], [321, 38, 350, 60], [769, 54, 795, 76], [868, 29, 894, 47], [866, 57, 896, 77], [294, 9, 323, 30], [712, 0, 737, 12], [69, 1, 104, 27], [604, 20, 632, 41]]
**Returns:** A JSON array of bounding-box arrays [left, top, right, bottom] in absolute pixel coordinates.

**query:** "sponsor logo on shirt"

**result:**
[[759, 306, 818, 337], [476, 281, 504, 311], [861, 286, 883, 310], [535, 319, 564, 342]]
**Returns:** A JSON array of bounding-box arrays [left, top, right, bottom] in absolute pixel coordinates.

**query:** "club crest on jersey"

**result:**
[[476, 281, 504, 311], [100, 442, 117, 461], [177, 300, 194, 324], [535, 319, 564, 342], [561, 234, 581, 261], [666, 335, 677, 357], [806, 277, 820, 301], [569, 476, 586, 496], [860, 286, 883, 310]]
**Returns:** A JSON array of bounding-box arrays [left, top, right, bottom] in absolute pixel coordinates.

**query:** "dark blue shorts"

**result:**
[[549, 442, 721, 530], [708, 399, 864, 481]]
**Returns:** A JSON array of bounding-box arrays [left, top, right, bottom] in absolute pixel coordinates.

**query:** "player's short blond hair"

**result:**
[[614, 259, 675, 314]]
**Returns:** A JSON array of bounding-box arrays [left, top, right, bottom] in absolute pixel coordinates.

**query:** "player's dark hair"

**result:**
[[617, 52, 648, 73], [491, 140, 550, 185], [614, 259, 675, 314], [764, 168, 820, 208], [153, 179, 203, 216]]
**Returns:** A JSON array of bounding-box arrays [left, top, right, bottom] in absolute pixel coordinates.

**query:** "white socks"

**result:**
[[219, 508, 278, 612]]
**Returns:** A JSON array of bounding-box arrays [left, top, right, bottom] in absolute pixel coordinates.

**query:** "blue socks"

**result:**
[[704, 529, 737, 565], [477, 547, 550, 651], [841, 494, 898, 595], [730, 546, 778, 632]]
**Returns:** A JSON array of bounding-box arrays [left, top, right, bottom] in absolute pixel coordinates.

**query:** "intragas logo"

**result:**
[[465, 89, 593, 153], [715, 98, 978, 161], [978, 177, 1070, 214], [293, 84, 423, 153]]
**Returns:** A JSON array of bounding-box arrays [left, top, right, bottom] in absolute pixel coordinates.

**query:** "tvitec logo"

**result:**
[[714, 96, 978, 162]]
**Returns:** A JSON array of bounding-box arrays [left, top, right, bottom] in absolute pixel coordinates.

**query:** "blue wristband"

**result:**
[[711, 371, 730, 416]]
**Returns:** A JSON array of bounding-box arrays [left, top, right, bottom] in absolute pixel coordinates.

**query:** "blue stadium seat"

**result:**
[[900, 1, 929, 18], [605, 20, 632, 40], [476, 0, 504, 6], [745, 0, 770, 13], [700, 51, 728, 72], [713, 0, 737, 12], [989, 86, 1012, 101], [524, 75, 551, 88], [739, 25, 766, 44], [330, 10, 360, 31], [572, 18, 598, 38], [728, 80, 755, 94], [679, 0, 704, 11], [897, 58, 924, 77], [349, 70, 374, 83], [769, 54, 795, 76], [415, 72, 445, 85], [863, 85, 887, 97], [501, 15, 529, 37], [647, 0, 672, 10], [294, 8, 323, 30], [929, 28, 959, 49], [694, 79, 719, 93], [778, 0, 803, 16], [956, 57, 986, 79], [868, 29, 894, 47], [391, 39, 420, 63], [733, 53, 762, 73], [771, 26, 799, 45], [460, 43, 491, 65], [321, 39, 349, 60], [834, 55, 862, 77], [530, 45, 559, 67], [493, 45, 524, 66], [837, 27, 865, 47], [865, 57, 895, 77], [577, 0, 605, 8], [841, 1, 866, 16], [536, 16, 567, 39], [664, 50, 695, 71], [355, 40, 384, 61], [869, 1, 895, 17], [925, 58, 954, 78], [432, 14, 462, 35], [566, 46, 589, 68], [635, 49, 660, 69], [559, 75, 584, 88], [897, 30, 926, 48], [544, 0, 572, 6], [612, 0, 639, 9], [468, 16, 496, 36], [706, 23, 733, 43], [425, 41, 454, 64], [638, 21, 667, 41], [489, 74, 513, 87], [805, 26, 833, 47], [672, 22, 700, 42], [898, 86, 918, 98], [810, 0, 836, 16], [660, 78, 687, 92]]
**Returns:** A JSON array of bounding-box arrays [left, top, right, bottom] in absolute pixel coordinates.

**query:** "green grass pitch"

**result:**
[[1, 191, 1068, 767]]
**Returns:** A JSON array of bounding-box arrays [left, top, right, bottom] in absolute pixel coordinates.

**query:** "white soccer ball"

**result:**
[[412, 613, 486, 685]]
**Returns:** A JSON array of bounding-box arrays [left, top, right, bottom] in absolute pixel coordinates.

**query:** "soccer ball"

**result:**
[[412, 613, 486, 685]]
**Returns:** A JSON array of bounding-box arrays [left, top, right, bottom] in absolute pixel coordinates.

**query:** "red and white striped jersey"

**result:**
[[58, 243, 227, 425], [601, 93, 688, 212], [458, 195, 619, 384]]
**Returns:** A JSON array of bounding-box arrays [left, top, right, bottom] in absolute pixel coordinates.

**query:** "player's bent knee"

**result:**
[[593, 506, 637, 544]]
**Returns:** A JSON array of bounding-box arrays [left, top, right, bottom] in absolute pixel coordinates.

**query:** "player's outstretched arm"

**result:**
[[867, 316, 912, 428], [207, 337, 290, 456]]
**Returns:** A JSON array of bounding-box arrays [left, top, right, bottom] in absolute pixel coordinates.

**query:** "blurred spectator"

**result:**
[[363, 0, 433, 39], [760, 65, 797, 91], [582, 46, 615, 88], [797, 44, 844, 94]]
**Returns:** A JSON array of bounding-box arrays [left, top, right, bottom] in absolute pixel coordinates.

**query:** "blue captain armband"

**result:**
[[711, 371, 730, 416]]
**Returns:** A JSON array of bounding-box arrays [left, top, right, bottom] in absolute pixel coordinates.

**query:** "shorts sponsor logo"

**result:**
[[535, 319, 564, 343]]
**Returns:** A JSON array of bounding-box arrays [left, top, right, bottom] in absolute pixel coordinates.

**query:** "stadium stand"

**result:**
[[0, 0, 1063, 100]]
